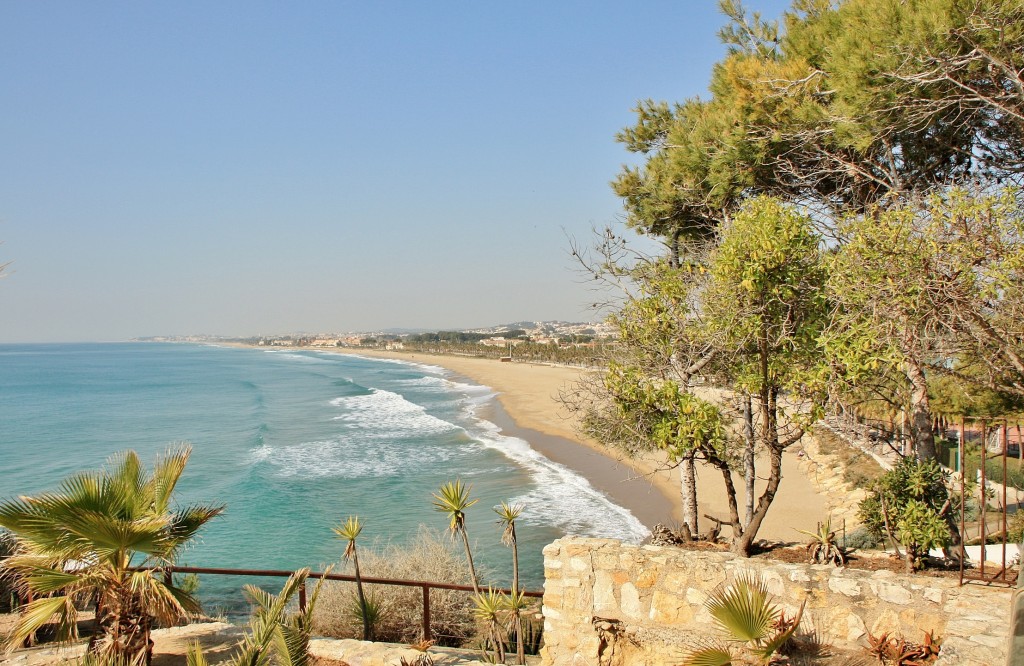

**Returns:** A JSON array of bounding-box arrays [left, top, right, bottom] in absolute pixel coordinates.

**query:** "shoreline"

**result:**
[[227, 344, 832, 540], [313, 347, 685, 531], [226, 343, 684, 531]]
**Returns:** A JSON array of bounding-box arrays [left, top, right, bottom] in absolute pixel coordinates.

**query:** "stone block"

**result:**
[[827, 575, 862, 597], [877, 582, 913, 605], [620, 582, 642, 619], [636, 567, 659, 589], [568, 556, 588, 572], [594, 570, 617, 613], [649, 589, 693, 624]]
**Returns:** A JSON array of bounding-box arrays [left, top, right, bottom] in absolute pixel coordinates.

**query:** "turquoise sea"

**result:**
[[0, 343, 647, 614]]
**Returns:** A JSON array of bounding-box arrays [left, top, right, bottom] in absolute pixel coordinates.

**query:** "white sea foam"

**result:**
[[330, 389, 459, 437], [250, 437, 457, 479], [468, 420, 650, 543]]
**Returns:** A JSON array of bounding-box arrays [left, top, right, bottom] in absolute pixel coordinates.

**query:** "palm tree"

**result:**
[[495, 501, 525, 665], [431, 480, 480, 596], [0, 447, 224, 665], [332, 516, 371, 641]]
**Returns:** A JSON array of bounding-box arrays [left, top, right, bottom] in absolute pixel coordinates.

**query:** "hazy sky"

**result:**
[[0, 1, 792, 342]]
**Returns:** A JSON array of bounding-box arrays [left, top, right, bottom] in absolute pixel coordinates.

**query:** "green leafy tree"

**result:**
[[432, 480, 480, 596], [0, 447, 223, 665], [824, 189, 1024, 461], [574, 197, 828, 557]]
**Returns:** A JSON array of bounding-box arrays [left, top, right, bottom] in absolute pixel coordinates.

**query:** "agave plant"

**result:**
[[333, 515, 371, 641], [432, 480, 480, 596], [495, 501, 525, 664], [683, 573, 805, 666], [0, 447, 223, 666], [188, 567, 327, 666], [472, 587, 508, 664], [796, 516, 846, 566]]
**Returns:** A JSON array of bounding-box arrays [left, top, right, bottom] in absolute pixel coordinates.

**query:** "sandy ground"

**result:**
[[304, 347, 831, 541]]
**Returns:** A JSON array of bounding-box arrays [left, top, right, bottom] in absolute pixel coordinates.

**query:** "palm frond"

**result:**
[[494, 501, 523, 547], [149, 446, 191, 514], [432, 480, 477, 532], [186, 640, 210, 666], [2, 595, 77, 650], [706, 574, 778, 644], [682, 645, 734, 666]]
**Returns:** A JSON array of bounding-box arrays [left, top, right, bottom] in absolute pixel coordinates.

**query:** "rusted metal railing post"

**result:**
[[164, 567, 173, 587], [960, 416, 967, 585], [299, 582, 307, 614], [421, 585, 431, 642], [1005, 419, 1010, 581], [982, 420, 989, 579]]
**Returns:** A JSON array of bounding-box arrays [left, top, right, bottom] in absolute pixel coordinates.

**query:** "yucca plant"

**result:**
[[796, 516, 846, 566], [188, 567, 327, 666], [432, 480, 480, 596], [472, 587, 508, 664], [683, 573, 805, 666], [0, 447, 224, 666], [332, 515, 371, 641], [495, 501, 525, 665]]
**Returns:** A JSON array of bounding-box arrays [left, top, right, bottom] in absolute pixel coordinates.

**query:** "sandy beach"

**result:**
[[313, 347, 833, 542]]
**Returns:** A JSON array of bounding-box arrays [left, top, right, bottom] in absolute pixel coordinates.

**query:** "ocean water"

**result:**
[[0, 342, 647, 613]]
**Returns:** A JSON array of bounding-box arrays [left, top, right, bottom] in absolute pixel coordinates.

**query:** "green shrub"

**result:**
[[844, 526, 882, 551], [858, 457, 953, 571]]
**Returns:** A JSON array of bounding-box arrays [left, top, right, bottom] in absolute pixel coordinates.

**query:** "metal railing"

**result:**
[[156, 565, 543, 643], [957, 417, 1023, 587]]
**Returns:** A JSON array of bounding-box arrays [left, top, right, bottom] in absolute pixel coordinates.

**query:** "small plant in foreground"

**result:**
[[433, 480, 481, 596], [189, 567, 327, 666], [473, 587, 508, 664], [682, 573, 805, 666], [0, 447, 223, 665], [797, 515, 846, 566], [333, 515, 371, 640], [864, 629, 941, 665]]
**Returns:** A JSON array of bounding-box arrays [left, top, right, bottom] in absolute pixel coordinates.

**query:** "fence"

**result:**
[[156, 565, 542, 643], [17, 566, 543, 648], [955, 417, 1024, 587]]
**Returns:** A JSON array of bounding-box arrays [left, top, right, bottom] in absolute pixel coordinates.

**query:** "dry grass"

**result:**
[[312, 526, 481, 646]]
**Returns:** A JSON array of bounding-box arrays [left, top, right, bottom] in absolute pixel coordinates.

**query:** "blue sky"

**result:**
[[0, 1, 792, 342]]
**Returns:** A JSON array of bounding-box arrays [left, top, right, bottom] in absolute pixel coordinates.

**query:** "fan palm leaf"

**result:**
[[706, 574, 778, 644], [0, 446, 223, 664]]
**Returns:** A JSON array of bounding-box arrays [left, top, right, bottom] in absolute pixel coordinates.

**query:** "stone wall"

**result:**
[[541, 537, 1010, 666]]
